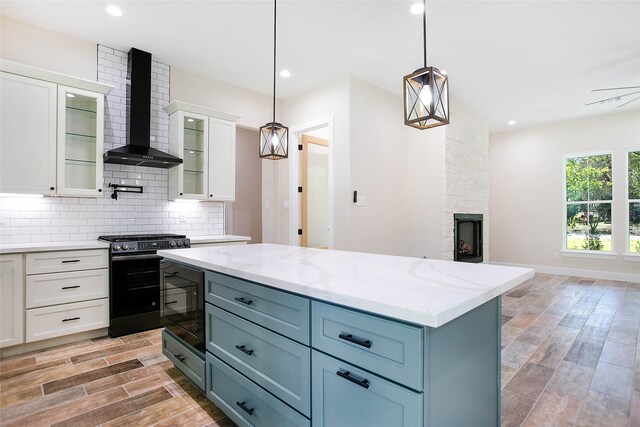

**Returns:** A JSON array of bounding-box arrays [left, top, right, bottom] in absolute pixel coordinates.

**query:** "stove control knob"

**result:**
[[170, 241, 176, 247], [176, 240, 183, 247], [113, 245, 121, 251], [184, 239, 190, 247], [121, 244, 129, 251]]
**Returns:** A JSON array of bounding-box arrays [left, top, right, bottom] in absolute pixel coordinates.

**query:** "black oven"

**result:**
[[98, 234, 191, 338], [161, 260, 205, 353]]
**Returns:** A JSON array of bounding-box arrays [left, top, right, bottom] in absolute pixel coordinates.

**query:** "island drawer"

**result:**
[[206, 352, 310, 427], [312, 350, 423, 427], [25, 298, 108, 342], [26, 268, 108, 308], [162, 330, 205, 392], [205, 271, 310, 345], [311, 301, 423, 391], [206, 303, 311, 416], [26, 249, 108, 275]]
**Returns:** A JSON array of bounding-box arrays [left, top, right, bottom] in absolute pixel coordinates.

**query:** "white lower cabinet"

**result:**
[[26, 299, 108, 342], [0, 254, 25, 348], [24, 249, 109, 343]]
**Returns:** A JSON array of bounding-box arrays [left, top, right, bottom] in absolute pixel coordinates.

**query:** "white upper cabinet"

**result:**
[[57, 86, 105, 197], [164, 101, 241, 202], [0, 72, 57, 195], [0, 61, 112, 197]]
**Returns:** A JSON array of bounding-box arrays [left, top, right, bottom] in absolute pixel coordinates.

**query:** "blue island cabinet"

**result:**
[[201, 270, 501, 427]]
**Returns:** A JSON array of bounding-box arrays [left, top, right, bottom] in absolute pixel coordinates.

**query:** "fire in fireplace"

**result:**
[[454, 213, 483, 263]]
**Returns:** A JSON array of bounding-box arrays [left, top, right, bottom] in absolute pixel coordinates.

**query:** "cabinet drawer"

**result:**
[[205, 271, 310, 345], [206, 353, 310, 427], [26, 268, 108, 308], [206, 304, 310, 416], [162, 330, 205, 391], [311, 301, 423, 390], [26, 249, 108, 274], [312, 350, 423, 427], [26, 298, 108, 342]]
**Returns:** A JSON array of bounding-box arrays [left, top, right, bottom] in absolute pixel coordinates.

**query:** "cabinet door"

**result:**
[[56, 86, 104, 197], [169, 111, 209, 200], [311, 350, 423, 427], [0, 254, 24, 348], [208, 118, 236, 201], [0, 72, 57, 195]]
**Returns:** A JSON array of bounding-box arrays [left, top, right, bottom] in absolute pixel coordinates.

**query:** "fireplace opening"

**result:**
[[454, 213, 483, 263]]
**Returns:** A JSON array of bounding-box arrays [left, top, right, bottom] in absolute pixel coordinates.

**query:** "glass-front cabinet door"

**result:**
[[56, 86, 104, 197], [173, 111, 208, 200]]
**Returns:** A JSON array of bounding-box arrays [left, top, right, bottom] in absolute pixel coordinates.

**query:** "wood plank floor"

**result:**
[[0, 273, 638, 426]]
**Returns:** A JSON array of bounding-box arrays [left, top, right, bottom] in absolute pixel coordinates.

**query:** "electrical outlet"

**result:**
[[283, 200, 289, 209], [180, 213, 187, 222]]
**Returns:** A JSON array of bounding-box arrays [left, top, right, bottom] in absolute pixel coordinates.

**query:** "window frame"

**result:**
[[562, 150, 614, 256], [626, 147, 640, 258]]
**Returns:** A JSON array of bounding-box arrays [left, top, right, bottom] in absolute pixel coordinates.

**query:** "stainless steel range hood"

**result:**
[[103, 48, 182, 168]]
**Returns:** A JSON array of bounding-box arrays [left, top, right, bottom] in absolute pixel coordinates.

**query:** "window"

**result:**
[[629, 150, 640, 254], [565, 154, 612, 251]]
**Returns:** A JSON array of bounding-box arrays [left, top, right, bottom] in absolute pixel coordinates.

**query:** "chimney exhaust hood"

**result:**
[[103, 48, 182, 168]]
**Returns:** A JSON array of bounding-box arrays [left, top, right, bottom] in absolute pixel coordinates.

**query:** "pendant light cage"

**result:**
[[403, 0, 449, 130], [259, 122, 289, 160], [403, 66, 449, 129], [259, 0, 288, 160]]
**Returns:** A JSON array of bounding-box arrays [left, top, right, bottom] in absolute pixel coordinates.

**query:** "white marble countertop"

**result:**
[[0, 240, 110, 254], [158, 243, 534, 328], [189, 235, 251, 244]]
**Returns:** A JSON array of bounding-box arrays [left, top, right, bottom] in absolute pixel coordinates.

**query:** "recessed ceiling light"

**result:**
[[66, 93, 75, 98], [105, 5, 123, 17], [410, 3, 424, 15], [186, 118, 194, 122], [507, 120, 516, 125], [280, 69, 291, 78]]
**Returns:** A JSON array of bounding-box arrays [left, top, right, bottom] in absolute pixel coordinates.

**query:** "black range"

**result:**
[[98, 234, 191, 337]]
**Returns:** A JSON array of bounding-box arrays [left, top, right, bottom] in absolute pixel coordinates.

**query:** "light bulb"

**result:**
[[419, 85, 432, 107], [271, 132, 280, 149]]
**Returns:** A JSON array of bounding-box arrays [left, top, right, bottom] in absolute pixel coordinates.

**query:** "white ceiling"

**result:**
[[2, 0, 639, 133]]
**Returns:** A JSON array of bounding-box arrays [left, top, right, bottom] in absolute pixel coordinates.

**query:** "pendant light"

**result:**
[[259, 0, 288, 159], [403, 0, 449, 130]]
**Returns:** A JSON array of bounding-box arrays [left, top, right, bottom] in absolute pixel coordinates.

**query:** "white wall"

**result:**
[[1, 15, 96, 80], [489, 109, 640, 278], [171, 68, 274, 130]]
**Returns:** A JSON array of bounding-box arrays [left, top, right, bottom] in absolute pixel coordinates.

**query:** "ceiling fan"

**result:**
[[585, 86, 640, 108]]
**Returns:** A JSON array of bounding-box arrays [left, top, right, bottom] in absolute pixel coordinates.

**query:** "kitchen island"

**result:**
[[158, 243, 534, 427]]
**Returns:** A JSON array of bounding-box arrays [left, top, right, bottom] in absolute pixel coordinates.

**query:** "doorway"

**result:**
[[300, 133, 329, 248]]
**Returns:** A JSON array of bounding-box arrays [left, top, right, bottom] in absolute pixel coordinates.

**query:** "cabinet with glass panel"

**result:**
[[165, 101, 241, 201], [57, 86, 104, 196], [0, 61, 111, 197]]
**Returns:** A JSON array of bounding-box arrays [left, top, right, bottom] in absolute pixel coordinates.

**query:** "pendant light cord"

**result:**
[[423, 0, 427, 68], [272, 0, 277, 124]]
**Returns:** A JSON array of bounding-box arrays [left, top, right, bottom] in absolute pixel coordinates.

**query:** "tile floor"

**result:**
[[0, 273, 638, 426]]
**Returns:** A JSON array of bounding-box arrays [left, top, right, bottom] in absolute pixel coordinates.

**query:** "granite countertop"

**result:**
[[189, 235, 251, 244], [0, 241, 110, 254], [158, 243, 534, 328]]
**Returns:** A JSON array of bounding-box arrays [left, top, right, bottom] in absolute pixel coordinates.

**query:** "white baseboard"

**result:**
[[488, 261, 639, 283], [0, 328, 108, 358]]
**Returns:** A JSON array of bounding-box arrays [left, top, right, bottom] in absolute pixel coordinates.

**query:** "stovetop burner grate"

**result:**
[[98, 234, 186, 242]]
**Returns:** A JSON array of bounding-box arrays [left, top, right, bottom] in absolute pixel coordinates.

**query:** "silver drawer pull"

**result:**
[[61, 285, 80, 290], [61, 259, 81, 264], [62, 317, 80, 322]]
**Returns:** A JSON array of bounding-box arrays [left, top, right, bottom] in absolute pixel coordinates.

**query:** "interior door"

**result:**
[[301, 134, 329, 248]]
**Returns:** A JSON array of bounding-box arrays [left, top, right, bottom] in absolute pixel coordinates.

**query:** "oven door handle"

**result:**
[[112, 254, 164, 262]]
